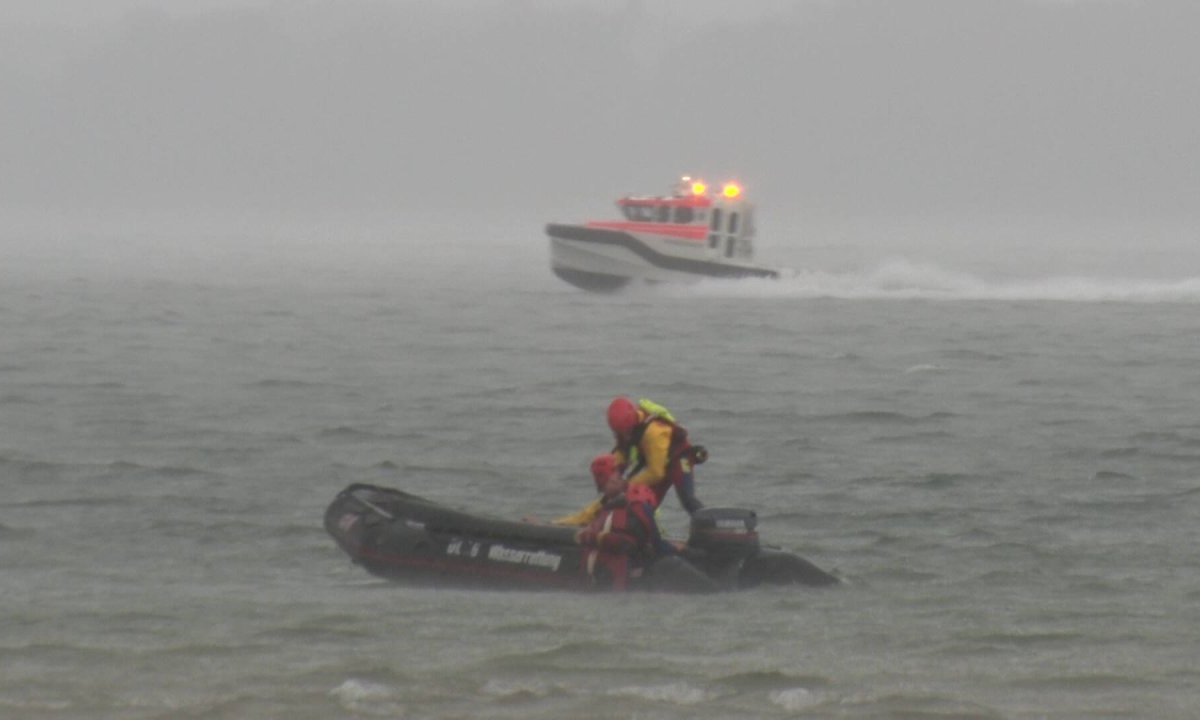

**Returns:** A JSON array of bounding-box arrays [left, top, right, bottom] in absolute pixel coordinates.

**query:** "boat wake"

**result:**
[[671, 259, 1200, 303]]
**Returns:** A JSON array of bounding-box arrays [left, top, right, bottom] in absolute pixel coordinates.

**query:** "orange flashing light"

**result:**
[[691, 181, 708, 196], [722, 182, 742, 199]]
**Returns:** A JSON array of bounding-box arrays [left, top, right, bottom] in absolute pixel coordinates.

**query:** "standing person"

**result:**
[[554, 396, 706, 526], [574, 453, 661, 590]]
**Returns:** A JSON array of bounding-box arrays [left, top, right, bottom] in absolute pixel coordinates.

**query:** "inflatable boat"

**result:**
[[324, 483, 839, 592]]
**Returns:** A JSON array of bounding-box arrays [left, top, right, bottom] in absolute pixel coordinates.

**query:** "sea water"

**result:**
[[2, 216, 1198, 719]]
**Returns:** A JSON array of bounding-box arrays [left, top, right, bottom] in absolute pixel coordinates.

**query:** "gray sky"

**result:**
[[2, 0, 1197, 220]]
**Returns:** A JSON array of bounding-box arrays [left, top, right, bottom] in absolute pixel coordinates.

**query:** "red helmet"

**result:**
[[590, 453, 621, 490], [606, 396, 640, 437]]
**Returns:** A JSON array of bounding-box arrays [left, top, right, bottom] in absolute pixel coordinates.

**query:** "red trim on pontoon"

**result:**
[[358, 547, 585, 588]]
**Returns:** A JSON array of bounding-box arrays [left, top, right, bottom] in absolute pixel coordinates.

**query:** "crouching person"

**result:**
[[575, 453, 661, 590]]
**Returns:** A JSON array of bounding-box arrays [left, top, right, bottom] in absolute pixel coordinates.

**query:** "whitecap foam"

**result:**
[[328, 679, 402, 715], [668, 260, 1200, 304], [481, 678, 550, 698], [0, 697, 73, 711], [904, 364, 945, 374], [769, 687, 819, 711], [607, 682, 713, 705]]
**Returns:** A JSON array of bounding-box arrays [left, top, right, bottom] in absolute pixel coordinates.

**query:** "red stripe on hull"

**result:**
[[584, 221, 707, 242]]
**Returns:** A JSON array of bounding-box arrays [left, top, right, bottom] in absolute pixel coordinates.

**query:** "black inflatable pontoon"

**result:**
[[324, 483, 839, 592]]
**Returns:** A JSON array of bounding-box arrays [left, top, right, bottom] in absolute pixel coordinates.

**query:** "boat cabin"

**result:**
[[615, 176, 757, 260]]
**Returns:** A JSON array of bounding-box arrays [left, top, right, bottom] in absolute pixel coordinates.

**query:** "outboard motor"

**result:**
[[687, 508, 760, 562]]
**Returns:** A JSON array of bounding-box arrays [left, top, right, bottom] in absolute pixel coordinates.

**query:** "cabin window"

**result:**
[[726, 236, 736, 258], [622, 206, 636, 221], [656, 205, 670, 223], [673, 207, 694, 224], [728, 212, 739, 235], [710, 208, 722, 231], [626, 205, 655, 222], [708, 233, 719, 249]]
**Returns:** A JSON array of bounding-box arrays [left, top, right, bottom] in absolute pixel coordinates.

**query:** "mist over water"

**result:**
[[3, 0, 1199, 221], [8, 208, 1198, 306]]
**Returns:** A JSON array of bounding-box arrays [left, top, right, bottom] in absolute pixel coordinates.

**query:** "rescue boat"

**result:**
[[547, 177, 780, 291], [324, 483, 840, 592]]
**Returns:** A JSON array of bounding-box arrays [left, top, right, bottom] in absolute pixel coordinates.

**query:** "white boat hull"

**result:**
[[547, 223, 777, 292]]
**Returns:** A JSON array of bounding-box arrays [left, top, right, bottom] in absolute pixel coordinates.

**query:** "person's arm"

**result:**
[[552, 497, 602, 526], [592, 519, 644, 554], [612, 446, 629, 466], [673, 462, 704, 514], [576, 508, 648, 555]]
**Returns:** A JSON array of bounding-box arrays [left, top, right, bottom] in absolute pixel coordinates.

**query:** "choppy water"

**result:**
[[3, 220, 1199, 719]]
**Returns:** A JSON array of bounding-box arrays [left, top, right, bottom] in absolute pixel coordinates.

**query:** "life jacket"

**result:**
[[637, 398, 676, 422], [619, 413, 696, 506], [623, 398, 675, 469], [580, 493, 656, 590]]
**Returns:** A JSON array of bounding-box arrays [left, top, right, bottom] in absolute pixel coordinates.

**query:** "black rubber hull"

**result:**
[[324, 483, 838, 592]]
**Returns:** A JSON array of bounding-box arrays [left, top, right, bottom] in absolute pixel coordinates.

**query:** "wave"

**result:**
[[481, 678, 556, 701], [0, 456, 217, 485], [1007, 673, 1165, 690], [714, 669, 831, 693], [769, 687, 820, 712], [0, 523, 35, 539], [248, 378, 325, 389], [677, 260, 1200, 303], [0, 393, 37, 405], [956, 630, 1083, 649], [484, 641, 630, 670], [317, 426, 407, 443], [827, 692, 1006, 719], [815, 410, 958, 424], [606, 682, 714, 705], [328, 679, 405, 715]]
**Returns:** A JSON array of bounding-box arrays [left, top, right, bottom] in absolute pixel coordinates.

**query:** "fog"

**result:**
[[2, 0, 1197, 275]]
